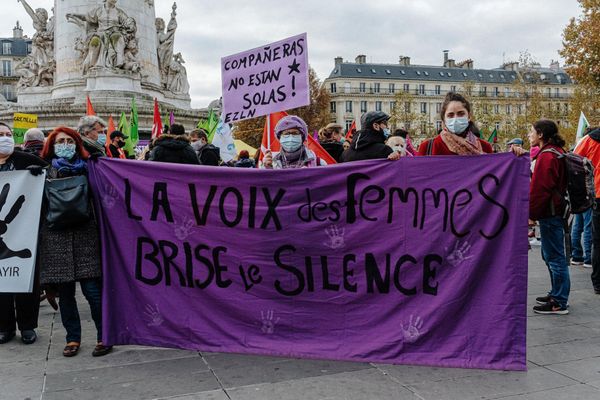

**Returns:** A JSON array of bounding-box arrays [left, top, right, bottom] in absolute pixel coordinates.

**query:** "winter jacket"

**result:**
[[530, 143, 568, 221], [574, 129, 600, 198], [340, 129, 393, 162], [149, 135, 200, 165], [320, 140, 344, 163], [0, 150, 47, 171], [234, 158, 256, 168], [417, 135, 493, 155], [195, 144, 220, 166]]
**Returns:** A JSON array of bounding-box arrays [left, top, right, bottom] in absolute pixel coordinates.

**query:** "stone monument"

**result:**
[[4, 0, 201, 130]]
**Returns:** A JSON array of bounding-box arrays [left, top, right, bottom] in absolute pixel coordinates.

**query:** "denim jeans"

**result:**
[[58, 278, 103, 343], [591, 200, 600, 290], [539, 216, 571, 309], [571, 208, 593, 263]]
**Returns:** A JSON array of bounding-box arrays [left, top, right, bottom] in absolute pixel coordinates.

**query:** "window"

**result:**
[[481, 86, 487, 96], [375, 101, 382, 111], [555, 88, 560, 98], [2, 42, 12, 55], [517, 104, 523, 114], [494, 104, 499, 114], [330, 83, 336, 93], [404, 102, 411, 113], [450, 85, 456, 92], [359, 82, 366, 93], [374, 83, 381, 93], [495, 122, 501, 131], [493, 87, 499, 97], [504, 87, 510, 97], [344, 82, 351, 93], [403, 84, 410, 92], [3, 84, 13, 100], [2, 61, 11, 77], [436, 103, 442, 113], [330, 102, 336, 113], [436, 120, 442, 131], [345, 101, 352, 113], [360, 101, 367, 113], [390, 101, 396, 112], [506, 104, 511, 114], [546, 88, 552, 98], [435, 85, 441, 95], [420, 102, 427, 114], [483, 104, 489, 114], [388, 83, 395, 94], [345, 120, 354, 131], [418, 84, 425, 95]]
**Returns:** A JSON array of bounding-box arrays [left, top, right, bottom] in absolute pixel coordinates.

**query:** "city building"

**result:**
[[325, 51, 575, 140], [0, 22, 32, 102]]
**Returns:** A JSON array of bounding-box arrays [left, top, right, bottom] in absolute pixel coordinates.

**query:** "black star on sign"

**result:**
[[288, 58, 301, 75]]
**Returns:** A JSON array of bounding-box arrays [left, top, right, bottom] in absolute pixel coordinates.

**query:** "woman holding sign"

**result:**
[[0, 122, 46, 345], [39, 127, 112, 357], [262, 116, 327, 169]]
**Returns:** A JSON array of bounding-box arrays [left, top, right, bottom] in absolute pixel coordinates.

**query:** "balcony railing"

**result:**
[[329, 88, 571, 99]]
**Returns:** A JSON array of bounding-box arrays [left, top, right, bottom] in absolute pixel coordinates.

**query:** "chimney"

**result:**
[[457, 59, 474, 69], [446, 59, 456, 68], [355, 54, 366, 64], [399, 56, 410, 66], [334, 56, 343, 67], [443, 50, 449, 65], [13, 21, 23, 39], [502, 62, 519, 72], [549, 60, 560, 71]]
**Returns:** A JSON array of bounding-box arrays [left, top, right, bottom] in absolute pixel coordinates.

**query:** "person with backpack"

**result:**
[[529, 119, 571, 314], [574, 127, 600, 295]]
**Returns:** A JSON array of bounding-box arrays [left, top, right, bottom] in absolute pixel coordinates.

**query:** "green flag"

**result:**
[[118, 111, 134, 157], [487, 128, 498, 144], [197, 109, 219, 142], [130, 97, 139, 145]]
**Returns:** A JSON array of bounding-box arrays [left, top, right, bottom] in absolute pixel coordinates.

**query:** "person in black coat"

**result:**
[[341, 111, 400, 162], [0, 122, 47, 346], [148, 134, 200, 165], [191, 130, 220, 166], [319, 123, 345, 163]]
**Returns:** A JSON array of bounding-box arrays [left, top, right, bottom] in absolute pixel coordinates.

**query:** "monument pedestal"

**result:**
[[85, 68, 143, 93]]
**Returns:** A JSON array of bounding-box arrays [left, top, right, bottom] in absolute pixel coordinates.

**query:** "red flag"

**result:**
[[307, 135, 337, 164], [86, 95, 96, 116], [345, 120, 356, 141], [105, 115, 116, 155], [151, 98, 163, 139], [259, 111, 288, 161]]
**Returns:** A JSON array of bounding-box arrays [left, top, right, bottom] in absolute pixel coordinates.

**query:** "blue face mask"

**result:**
[[280, 135, 303, 152], [383, 128, 391, 138], [445, 117, 469, 134], [54, 143, 76, 160], [97, 134, 106, 146]]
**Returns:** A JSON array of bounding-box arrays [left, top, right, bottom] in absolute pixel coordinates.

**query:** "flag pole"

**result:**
[[267, 114, 271, 151]]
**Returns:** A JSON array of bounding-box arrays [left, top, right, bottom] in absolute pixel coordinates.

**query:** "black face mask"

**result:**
[[117, 140, 126, 148]]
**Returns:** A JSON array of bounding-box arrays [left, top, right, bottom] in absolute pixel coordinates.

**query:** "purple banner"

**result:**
[[221, 33, 310, 123], [88, 154, 529, 371]]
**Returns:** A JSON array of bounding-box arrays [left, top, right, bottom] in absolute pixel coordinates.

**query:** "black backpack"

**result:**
[[541, 148, 595, 214]]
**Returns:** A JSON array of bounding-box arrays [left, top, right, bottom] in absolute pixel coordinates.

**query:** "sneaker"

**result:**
[[570, 259, 584, 266], [584, 263, 592, 269], [535, 295, 551, 305], [21, 330, 37, 345], [533, 300, 569, 315], [529, 238, 541, 246], [0, 331, 15, 344], [594, 287, 600, 295]]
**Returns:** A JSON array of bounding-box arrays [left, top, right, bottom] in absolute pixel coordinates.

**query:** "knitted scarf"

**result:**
[[274, 147, 312, 168], [440, 129, 484, 155]]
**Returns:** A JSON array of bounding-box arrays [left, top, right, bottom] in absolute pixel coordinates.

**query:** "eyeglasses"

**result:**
[[280, 131, 302, 138]]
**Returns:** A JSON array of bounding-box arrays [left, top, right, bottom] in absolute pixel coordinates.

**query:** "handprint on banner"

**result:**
[[401, 315, 424, 343], [0, 183, 32, 260], [101, 184, 119, 209], [445, 240, 474, 268], [174, 216, 195, 241], [260, 310, 280, 335], [325, 225, 345, 250], [144, 304, 164, 327]]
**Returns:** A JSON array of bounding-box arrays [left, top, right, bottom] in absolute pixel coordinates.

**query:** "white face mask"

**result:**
[[0, 136, 15, 156], [445, 117, 469, 135]]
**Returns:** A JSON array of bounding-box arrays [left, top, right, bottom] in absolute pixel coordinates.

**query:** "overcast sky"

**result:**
[[4, 0, 582, 108]]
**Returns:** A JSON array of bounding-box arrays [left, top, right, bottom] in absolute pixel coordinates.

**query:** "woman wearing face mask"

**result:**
[[39, 127, 112, 357], [262, 115, 327, 169], [418, 92, 494, 156], [0, 122, 47, 346]]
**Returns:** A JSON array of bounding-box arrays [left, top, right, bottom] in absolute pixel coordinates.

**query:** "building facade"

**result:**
[[0, 22, 32, 102], [325, 51, 575, 140]]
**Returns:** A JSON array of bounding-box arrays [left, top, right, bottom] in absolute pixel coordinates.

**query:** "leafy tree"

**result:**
[[390, 90, 430, 139]]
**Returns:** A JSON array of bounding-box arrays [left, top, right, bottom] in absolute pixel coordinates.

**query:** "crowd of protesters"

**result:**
[[0, 91, 596, 358]]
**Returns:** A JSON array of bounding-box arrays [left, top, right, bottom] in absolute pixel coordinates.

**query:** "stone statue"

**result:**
[[156, 3, 177, 87], [16, 0, 54, 87], [66, 0, 139, 74], [167, 52, 190, 94]]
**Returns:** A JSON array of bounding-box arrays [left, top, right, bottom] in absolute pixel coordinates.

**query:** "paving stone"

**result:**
[[227, 368, 418, 400], [154, 390, 231, 400], [494, 383, 600, 399], [546, 357, 600, 383], [527, 337, 600, 366], [405, 367, 577, 400], [1, 373, 44, 400]]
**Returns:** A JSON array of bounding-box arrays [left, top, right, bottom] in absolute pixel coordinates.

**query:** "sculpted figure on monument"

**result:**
[[167, 52, 190, 95], [156, 3, 177, 87], [66, 0, 139, 74], [16, 0, 55, 87]]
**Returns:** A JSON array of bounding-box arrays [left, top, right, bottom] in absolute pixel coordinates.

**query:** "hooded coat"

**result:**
[[149, 135, 200, 165], [340, 128, 393, 162]]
